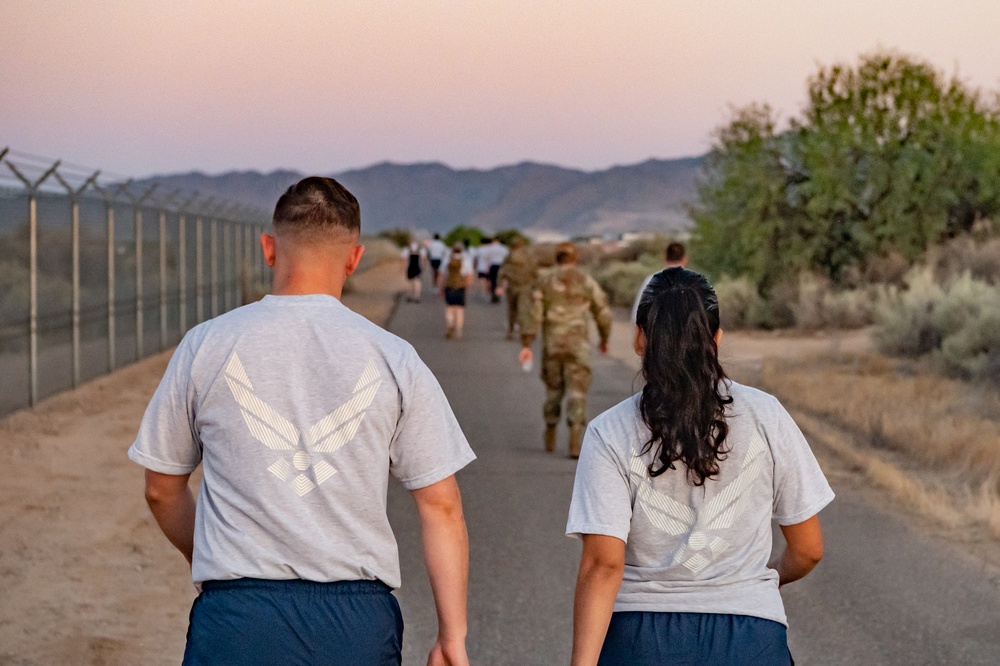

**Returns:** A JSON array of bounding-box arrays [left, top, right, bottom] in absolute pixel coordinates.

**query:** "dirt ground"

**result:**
[[0, 271, 944, 665], [0, 261, 404, 666]]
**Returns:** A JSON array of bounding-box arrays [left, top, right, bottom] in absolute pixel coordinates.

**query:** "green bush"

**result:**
[[592, 258, 659, 308], [792, 273, 877, 329], [875, 266, 1000, 378], [714, 275, 764, 329], [874, 266, 944, 357]]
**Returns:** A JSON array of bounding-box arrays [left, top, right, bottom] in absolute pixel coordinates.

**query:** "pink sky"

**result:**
[[2, 0, 999, 177]]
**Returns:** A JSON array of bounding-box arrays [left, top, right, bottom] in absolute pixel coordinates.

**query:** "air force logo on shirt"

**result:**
[[630, 430, 767, 574], [223, 352, 382, 496]]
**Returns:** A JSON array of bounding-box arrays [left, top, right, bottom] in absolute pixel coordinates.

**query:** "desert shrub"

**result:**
[[875, 266, 1000, 378], [792, 273, 877, 329], [592, 256, 661, 307], [874, 266, 944, 357], [714, 275, 764, 329], [377, 228, 411, 248], [862, 251, 910, 286], [931, 234, 1000, 285]]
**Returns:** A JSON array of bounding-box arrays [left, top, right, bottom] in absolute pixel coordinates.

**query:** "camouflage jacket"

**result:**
[[519, 265, 612, 355], [497, 246, 538, 292]]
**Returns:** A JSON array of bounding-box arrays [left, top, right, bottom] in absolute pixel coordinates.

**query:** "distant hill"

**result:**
[[132, 156, 703, 239]]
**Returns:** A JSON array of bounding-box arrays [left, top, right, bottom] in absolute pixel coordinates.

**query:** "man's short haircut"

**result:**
[[272, 177, 360, 242], [665, 242, 687, 263], [555, 242, 578, 264]]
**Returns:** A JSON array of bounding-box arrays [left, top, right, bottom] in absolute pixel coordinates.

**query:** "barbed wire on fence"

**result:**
[[0, 146, 273, 412]]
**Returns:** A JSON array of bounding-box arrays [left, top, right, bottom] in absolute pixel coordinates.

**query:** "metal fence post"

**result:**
[[158, 190, 179, 351], [5, 159, 60, 407], [195, 197, 213, 324], [93, 180, 131, 372], [210, 207, 221, 318], [54, 169, 100, 388], [177, 193, 198, 337], [127, 185, 157, 360]]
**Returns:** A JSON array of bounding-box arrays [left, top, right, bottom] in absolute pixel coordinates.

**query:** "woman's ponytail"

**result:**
[[636, 268, 732, 485]]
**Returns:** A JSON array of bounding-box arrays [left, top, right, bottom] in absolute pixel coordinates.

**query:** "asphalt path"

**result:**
[[385, 291, 1000, 665]]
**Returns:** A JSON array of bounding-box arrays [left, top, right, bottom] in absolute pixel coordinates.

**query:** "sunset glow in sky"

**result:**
[[3, 1, 999, 177]]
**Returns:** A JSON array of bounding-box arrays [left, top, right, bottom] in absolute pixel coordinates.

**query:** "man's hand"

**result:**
[[519, 347, 533, 365], [598, 341, 609, 355], [411, 476, 469, 666], [427, 638, 469, 666]]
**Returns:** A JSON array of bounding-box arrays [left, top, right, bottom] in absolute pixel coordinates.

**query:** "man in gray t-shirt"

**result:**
[[130, 177, 475, 665]]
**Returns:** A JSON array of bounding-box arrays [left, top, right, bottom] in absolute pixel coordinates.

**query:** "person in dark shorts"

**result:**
[[129, 177, 475, 666], [443, 243, 474, 339], [401, 238, 427, 302], [568, 268, 833, 666], [428, 233, 448, 288]]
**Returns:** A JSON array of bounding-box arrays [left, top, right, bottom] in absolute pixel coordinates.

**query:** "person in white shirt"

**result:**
[[427, 233, 449, 288], [569, 267, 832, 666], [485, 237, 510, 303], [473, 243, 491, 297], [130, 177, 475, 665]]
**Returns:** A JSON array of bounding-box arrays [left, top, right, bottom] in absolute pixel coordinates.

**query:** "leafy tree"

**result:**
[[377, 228, 411, 248], [443, 225, 486, 247], [693, 51, 1000, 288], [691, 103, 810, 290]]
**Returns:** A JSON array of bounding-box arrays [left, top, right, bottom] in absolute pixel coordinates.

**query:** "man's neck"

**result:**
[[271, 271, 346, 299]]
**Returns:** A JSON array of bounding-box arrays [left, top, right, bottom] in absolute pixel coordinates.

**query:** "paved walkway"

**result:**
[[386, 292, 1000, 665]]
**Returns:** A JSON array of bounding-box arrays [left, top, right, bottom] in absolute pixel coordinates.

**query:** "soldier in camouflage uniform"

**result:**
[[497, 237, 539, 340], [518, 242, 612, 458]]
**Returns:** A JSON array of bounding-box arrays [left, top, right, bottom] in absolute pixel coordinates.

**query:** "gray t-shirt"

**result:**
[[129, 294, 476, 587], [566, 381, 834, 626]]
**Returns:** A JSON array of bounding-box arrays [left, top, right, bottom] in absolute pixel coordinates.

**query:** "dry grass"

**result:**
[[757, 352, 1000, 537]]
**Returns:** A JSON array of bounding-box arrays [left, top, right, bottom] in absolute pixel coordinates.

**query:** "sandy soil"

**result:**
[[604, 308, 872, 379], [0, 272, 915, 665], [0, 261, 404, 666]]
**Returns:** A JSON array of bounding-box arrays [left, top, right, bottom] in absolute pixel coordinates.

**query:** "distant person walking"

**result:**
[[568, 268, 833, 666], [473, 242, 491, 298], [631, 241, 687, 322], [443, 243, 475, 339], [401, 237, 427, 302], [519, 242, 612, 458], [129, 177, 475, 666], [484, 236, 510, 303], [497, 237, 538, 340], [428, 233, 449, 288]]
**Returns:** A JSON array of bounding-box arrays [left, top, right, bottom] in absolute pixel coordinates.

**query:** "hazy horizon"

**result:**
[[4, 1, 1000, 178]]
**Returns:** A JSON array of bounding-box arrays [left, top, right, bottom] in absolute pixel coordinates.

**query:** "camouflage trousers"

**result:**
[[506, 288, 531, 333], [541, 352, 592, 427]]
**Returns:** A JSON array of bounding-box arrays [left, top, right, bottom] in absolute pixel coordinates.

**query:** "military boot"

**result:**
[[568, 425, 584, 459], [544, 425, 557, 453]]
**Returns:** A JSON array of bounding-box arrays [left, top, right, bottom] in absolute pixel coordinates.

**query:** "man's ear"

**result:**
[[345, 244, 365, 277], [715, 328, 723, 347], [261, 233, 277, 267]]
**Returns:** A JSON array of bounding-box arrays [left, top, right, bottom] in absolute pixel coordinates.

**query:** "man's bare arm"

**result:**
[[144, 469, 196, 566], [411, 475, 470, 666]]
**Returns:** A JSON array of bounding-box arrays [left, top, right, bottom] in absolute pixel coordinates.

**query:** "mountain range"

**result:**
[[133, 156, 704, 239]]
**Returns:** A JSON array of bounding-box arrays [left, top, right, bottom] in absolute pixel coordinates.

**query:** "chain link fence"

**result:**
[[0, 147, 273, 415]]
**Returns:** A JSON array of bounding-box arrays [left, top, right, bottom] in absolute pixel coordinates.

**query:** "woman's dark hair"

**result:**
[[635, 268, 732, 485]]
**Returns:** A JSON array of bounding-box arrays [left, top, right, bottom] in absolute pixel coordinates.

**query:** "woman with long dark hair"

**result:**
[[567, 268, 833, 665]]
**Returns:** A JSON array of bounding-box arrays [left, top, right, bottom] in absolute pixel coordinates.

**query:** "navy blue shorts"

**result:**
[[599, 612, 793, 666], [182, 579, 402, 666]]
